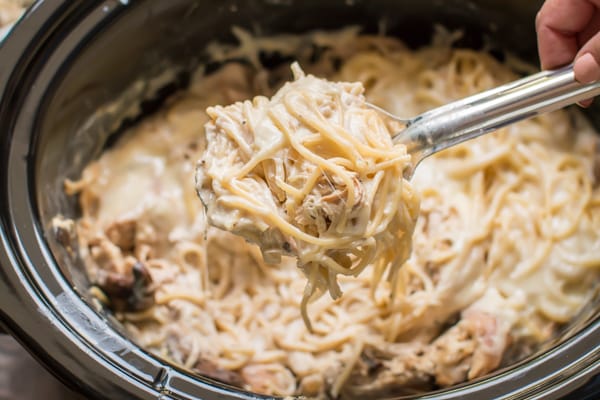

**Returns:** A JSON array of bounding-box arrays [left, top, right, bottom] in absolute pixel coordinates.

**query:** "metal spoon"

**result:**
[[369, 65, 600, 178]]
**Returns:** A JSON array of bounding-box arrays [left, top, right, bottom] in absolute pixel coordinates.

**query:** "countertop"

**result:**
[[0, 336, 83, 400]]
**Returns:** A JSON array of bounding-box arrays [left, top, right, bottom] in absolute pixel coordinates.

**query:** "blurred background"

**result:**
[[0, 336, 82, 399]]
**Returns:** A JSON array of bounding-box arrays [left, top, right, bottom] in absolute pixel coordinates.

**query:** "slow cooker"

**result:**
[[0, 0, 599, 399]]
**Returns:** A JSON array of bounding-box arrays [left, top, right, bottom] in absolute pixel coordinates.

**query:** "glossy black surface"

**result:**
[[0, 1, 598, 399]]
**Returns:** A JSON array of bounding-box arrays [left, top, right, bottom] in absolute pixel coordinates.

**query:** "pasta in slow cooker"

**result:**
[[59, 29, 600, 398], [196, 62, 419, 330]]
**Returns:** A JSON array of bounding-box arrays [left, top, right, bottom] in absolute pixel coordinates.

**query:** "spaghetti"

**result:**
[[196, 63, 419, 329], [60, 29, 600, 399]]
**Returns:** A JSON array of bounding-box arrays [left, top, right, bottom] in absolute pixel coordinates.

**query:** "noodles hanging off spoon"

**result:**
[[196, 63, 419, 329]]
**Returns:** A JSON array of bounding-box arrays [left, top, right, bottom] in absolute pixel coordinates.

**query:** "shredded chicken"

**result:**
[[56, 29, 600, 399]]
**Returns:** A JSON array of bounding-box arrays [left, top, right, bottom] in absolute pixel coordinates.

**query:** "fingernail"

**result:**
[[577, 98, 593, 108], [574, 53, 600, 84]]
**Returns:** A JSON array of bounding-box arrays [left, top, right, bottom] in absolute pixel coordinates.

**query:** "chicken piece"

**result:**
[[52, 216, 77, 254], [340, 343, 434, 399], [240, 363, 297, 396], [96, 261, 155, 312], [431, 299, 512, 385], [194, 359, 245, 388], [342, 291, 514, 397], [105, 219, 137, 252]]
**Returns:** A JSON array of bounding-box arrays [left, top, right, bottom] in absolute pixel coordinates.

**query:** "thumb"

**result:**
[[574, 53, 600, 83], [574, 31, 600, 83], [573, 32, 600, 107]]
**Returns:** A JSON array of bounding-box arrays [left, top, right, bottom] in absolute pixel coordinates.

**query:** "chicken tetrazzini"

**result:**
[[59, 28, 600, 399], [196, 62, 419, 329]]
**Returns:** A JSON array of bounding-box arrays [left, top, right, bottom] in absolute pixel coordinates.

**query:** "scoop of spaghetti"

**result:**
[[196, 63, 419, 328]]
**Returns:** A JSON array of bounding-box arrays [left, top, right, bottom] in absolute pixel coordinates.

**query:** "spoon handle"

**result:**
[[396, 65, 600, 166]]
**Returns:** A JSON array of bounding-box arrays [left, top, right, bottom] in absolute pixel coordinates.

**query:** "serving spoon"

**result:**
[[368, 65, 600, 178]]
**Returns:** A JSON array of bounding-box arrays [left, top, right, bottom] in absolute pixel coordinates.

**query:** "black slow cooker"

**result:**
[[0, 1, 599, 399]]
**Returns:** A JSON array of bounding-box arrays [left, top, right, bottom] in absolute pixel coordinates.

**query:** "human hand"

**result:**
[[536, 0, 600, 88]]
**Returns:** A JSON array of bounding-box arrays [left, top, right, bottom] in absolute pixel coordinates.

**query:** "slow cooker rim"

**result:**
[[0, 2, 159, 397], [0, 1, 599, 400], [0, 1, 258, 399]]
